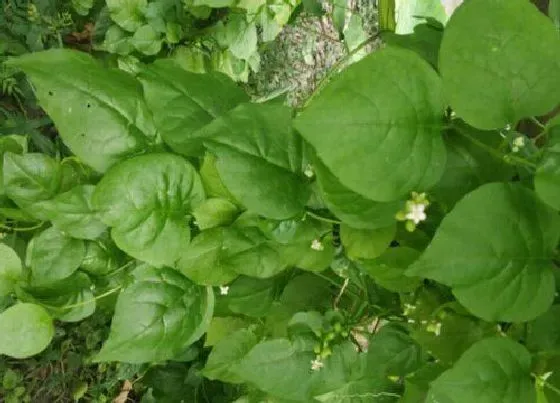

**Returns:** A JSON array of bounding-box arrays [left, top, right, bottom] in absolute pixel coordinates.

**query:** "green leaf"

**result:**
[[204, 327, 259, 383], [527, 305, 560, 354], [80, 238, 124, 276], [193, 0, 234, 6], [439, 0, 560, 129], [314, 158, 402, 229], [0, 303, 54, 358], [295, 47, 446, 202], [35, 185, 107, 240], [332, 0, 346, 35], [106, 0, 147, 32], [219, 276, 275, 317], [358, 247, 421, 292], [226, 16, 258, 61], [205, 316, 252, 346], [7, 49, 156, 173], [407, 183, 560, 322], [427, 337, 535, 403], [131, 25, 162, 55], [92, 153, 205, 267], [95, 265, 214, 363], [341, 223, 396, 260], [232, 339, 314, 401], [138, 60, 249, 156], [27, 227, 86, 286], [0, 244, 22, 297], [400, 362, 446, 403], [367, 325, 425, 376], [550, 0, 560, 30], [382, 22, 443, 68], [178, 226, 285, 284], [432, 123, 514, 210], [28, 273, 97, 322], [395, 0, 446, 34], [3, 152, 61, 219], [412, 312, 497, 366], [101, 25, 134, 55], [302, 0, 324, 16], [535, 126, 560, 210], [0, 135, 27, 196], [193, 198, 238, 230], [177, 227, 240, 286], [310, 341, 399, 402], [200, 103, 310, 219]]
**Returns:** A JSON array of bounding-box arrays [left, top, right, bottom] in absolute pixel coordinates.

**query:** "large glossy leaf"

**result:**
[[106, 0, 147, 32], [413, 312, 497, 366], [0, 244, 22, 297], [295, 47, 446, 202], [80, 238, 124, 276], [35, 185, 107, 240], [535, 124, 560, 210], [439, 0, 560, 129], [27, 227, 86, 286], [407, 183, 560, 322], [427, 337, 535, 403], [95, 266, 214, 363], [232, 339, 314, 401], [199, 103, 310, 219], [177, 226, 285, 284], [310, 342, 399, 402], [7, 49, 156, 172], [3, 152, 62, 219], [382, 23, 443, 68], [0, 135, 26, 196], [218, 276, 276, 318], [204, 327, 259, 383], [527, 305, 560, 354], [341, 224, 396, 260], [314, 159, 402, 229], [432, 123, 514, 210], [367, 325, 425, 376], [358, 247, 421, 293], [0, 303, 54, 359], [92, 153, 205, 267], [138, 60, 248, 156]]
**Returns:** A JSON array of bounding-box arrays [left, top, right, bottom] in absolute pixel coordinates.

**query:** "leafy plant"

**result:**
[[97, 0, 303, 81], [1, 0, 560, 402]]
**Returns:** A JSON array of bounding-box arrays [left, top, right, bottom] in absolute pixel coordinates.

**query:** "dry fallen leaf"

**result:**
[[113, 379, 133, 403]]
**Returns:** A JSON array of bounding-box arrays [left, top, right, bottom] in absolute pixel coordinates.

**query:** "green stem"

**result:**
[[305, 210, 342, 224], [532, 373, 560, 397], [300, 33, 380, 110], [45, 286, 122, 311], [530, 117, 546, 130], [453, 124, 537, 169], [0, 222, 44, 232]]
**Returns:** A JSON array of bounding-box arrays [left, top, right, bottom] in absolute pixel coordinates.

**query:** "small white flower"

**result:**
[[427, 321, 442, 336], [512, 136, 525, 152], [513, 136, 525, 148], [405, 203, 427, 224], [219, 285, 229, 295], [311, 358, 324, 371], [311, 239, 324, 251], [303, 164, 315, 178]]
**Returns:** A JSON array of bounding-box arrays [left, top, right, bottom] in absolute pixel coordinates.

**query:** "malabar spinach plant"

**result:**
[[1, 0, 560, 402]]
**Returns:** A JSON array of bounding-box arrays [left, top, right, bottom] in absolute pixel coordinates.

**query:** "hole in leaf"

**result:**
[[86, 103, 91, 108]]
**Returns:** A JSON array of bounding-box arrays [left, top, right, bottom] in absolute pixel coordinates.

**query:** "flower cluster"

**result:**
[[396, 192, 430, 232]]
